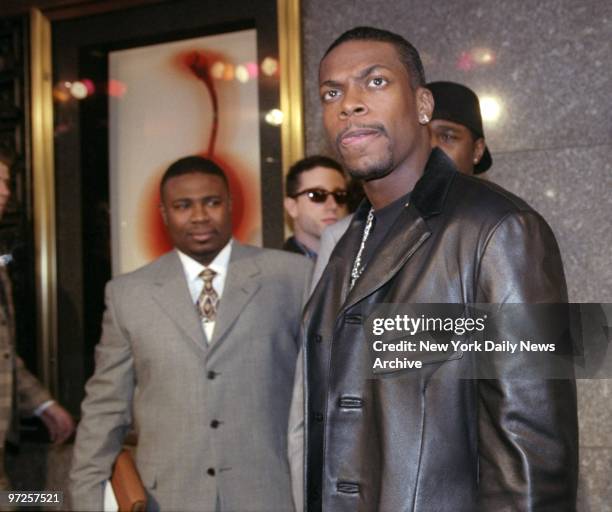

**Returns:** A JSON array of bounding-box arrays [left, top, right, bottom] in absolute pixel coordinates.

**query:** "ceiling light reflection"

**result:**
[[479, 96, 502, 123], [472, 47, 495, 65]]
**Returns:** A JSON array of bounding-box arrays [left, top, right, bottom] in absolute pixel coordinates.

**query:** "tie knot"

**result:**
[[199, 268, 217, 283]]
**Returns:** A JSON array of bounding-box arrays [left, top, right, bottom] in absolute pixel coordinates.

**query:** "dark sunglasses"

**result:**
[[291, 188, 349, 205]]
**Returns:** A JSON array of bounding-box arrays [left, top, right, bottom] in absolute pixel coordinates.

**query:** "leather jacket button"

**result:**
[[339, 396, 364, 409], [344, 314, 362, 324], [210, 420, 220, 428], [337, 481, 360, 494], [207, 371, 217, 380], [207, 468, 216, 476]]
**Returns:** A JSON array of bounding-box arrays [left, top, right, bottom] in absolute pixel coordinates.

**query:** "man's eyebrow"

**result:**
[[319, 78, 343, 88], [356, 64, 390, 80], [437, 125, 459, 132], [320, 64, 392, 88]]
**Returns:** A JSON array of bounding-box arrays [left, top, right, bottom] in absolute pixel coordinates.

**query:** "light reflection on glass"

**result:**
[[70, 81, 88, 99], [261, 57, 278, 76], [265, 108, 283, 126], [246, 62, 258, 79], [53, 83, 70, 103], [235, 65, 249, 83], [108, 79, 127, 98], [223, 64, 234, 81], [210, 61, 225, 80]]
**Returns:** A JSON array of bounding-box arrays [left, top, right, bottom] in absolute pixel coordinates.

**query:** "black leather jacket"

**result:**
[[303, 149, 578, 512]]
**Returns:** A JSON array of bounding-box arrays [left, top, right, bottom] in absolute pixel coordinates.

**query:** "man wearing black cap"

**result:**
[[427, 81, 492, 175]]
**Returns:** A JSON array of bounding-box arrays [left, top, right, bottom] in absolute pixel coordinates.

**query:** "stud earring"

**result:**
[[419, 114, 429, 124]]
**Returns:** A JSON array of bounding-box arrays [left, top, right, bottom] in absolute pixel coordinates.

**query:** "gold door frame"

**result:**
[[29, 0, 304, 392]]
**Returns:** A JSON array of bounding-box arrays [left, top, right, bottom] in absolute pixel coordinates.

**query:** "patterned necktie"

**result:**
[[197, 268, 219, 322]]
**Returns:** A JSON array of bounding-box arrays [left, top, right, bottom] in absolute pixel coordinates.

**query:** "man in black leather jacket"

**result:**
[[303, 26, 578, 511]]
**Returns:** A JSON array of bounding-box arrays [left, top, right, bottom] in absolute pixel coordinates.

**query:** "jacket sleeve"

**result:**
[[68, 281, 134, 511], [475, 211, 578, 511], [15, 356, 52, 414]]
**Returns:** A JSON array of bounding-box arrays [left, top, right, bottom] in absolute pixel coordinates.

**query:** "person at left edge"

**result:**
[[0, 150, 74, 491], [69, 156, 312, 511]]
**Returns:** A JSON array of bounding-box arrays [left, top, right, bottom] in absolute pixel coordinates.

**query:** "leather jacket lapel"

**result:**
[[339, 149, 457, 312], [343, 205, 431, 312]]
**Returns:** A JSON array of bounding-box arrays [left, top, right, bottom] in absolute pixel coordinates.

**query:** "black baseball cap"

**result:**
[[427, 81, 492, 174]]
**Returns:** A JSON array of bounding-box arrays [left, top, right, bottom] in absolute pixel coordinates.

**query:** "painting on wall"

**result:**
[[108, 28, 262, 275]]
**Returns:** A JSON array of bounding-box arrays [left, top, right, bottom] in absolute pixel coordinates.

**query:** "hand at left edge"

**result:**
[[40, 403, 75, 444]]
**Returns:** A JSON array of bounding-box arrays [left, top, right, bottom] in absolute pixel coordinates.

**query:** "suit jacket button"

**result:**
[[314, 412, 324, 422], [314, 334, 322, 344], [3, 352, 9, 359], [207, 468, 215, 476], [210, 419, 220, 428], [207, 371, 217, 380]]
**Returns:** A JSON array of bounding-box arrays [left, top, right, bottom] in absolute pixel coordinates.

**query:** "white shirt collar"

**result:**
[[177, 239, 233, 298]]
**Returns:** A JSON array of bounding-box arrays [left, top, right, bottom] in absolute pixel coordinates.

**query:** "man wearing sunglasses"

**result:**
[[283, 155, 349, 259]]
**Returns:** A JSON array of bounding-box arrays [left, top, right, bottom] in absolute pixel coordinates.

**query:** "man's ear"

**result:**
[[159, 203, 168, 225], [473, 138, 486, 165], [284, 196, 299, 220], [416, 86, 434, 122]]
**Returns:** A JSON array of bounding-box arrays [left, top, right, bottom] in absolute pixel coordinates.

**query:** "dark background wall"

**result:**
[[301, 1, 612, 510]]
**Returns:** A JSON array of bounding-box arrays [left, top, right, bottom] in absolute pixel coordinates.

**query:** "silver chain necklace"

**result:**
[[349, 207, 375, 290]]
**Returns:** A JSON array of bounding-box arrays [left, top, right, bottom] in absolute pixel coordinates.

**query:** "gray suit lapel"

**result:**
[[209, 242, 261, 350], [151, 252, 207, 355]]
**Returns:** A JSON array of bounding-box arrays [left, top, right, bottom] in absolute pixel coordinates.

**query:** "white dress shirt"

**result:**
[[177, 239, 233, 342]]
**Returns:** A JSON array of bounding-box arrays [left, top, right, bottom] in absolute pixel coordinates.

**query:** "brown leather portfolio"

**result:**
[[110, 449, 147, 512]]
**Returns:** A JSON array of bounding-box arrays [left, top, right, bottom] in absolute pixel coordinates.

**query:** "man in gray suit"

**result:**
[[69, 156, 312, 511]]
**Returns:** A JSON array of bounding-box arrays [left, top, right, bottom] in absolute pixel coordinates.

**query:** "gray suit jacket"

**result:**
[[288, 217, 351, 511], [69, 243, 312, 511], [310, 216, 352, 293]]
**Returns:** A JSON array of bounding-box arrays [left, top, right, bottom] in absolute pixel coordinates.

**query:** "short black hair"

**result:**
[[285, 155, 345, 197], [322, 26, 426, 89], [160, 156, 228, 199]]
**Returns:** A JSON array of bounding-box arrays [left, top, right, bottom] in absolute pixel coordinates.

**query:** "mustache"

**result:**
[[335, 123, 388, 147]]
